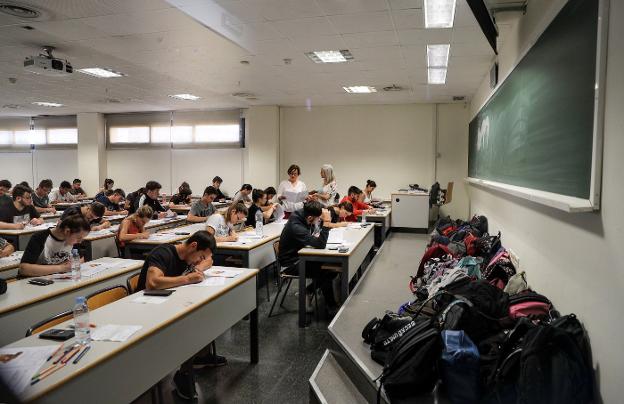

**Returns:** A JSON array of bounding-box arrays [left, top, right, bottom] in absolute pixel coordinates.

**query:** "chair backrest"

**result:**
[[445, 182, 454, 204], [85, 285, 128, 310], [26, 309, 74, 337], [126, 273, 140, 294]]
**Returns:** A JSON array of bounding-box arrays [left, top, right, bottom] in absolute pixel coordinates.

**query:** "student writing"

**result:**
[[117, 205, 153, 248], [49, 181, 77, 204], [341, 186, 375, 222], [205, 203, 248, 242], [69, 179, 87, 199], [60, 201, 110, 231], [232, 184, 253, 204], [187, 186, 217, 223], [0, 185, 43, 230], [95, 189, 128, 216], [31, 179, 56, 214], [136, 181, 168, 219]]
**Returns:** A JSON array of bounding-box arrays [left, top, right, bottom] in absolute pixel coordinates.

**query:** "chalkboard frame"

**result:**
[[467, 0, 609, 213]]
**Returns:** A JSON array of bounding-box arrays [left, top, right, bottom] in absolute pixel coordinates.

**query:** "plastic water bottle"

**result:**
[[73, 296, 91, 345], [255, 210, 264, 237], [361, 210, 367, 224], [70, 249, 81, 281]]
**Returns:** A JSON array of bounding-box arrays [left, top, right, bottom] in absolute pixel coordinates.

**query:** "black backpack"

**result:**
[[377, 318, 441, 403], [0, 278, 6, 295]]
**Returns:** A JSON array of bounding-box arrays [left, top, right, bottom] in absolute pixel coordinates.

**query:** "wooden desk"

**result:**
[[362, 208, 391, 246], [214, 222, 285, 269], [0, 258, 143, 346], [102, 213, 127, 224], [40, 212, 61, 222], [0, 251, 23, 280], [297, 224, 375, 327], [0, 223, 57, 250], [81, 216, 188, 261], [123, 223, 206, 257], [4, 268, 259, 404], [52, 200, 92, 211], [169, 204, 191, 214]]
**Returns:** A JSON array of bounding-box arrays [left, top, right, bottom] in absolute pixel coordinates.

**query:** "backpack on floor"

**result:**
[[440, 330, 480, 404], [508, 291, 552, 321]]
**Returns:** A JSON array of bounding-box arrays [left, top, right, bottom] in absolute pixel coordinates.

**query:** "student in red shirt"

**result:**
[[340, 186, 375, 222]]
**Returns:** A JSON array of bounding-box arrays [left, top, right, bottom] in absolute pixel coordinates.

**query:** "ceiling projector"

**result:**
[[24, 46, 73, 77]]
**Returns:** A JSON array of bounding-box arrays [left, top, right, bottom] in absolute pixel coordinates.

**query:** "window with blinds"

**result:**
[[106, 110, 243, 148], [0, 116, 78, 148]]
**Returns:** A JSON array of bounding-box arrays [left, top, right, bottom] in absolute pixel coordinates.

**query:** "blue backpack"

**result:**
[[440, 330, 480, 404]]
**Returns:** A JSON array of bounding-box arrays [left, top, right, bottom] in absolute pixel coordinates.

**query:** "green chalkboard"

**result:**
[[468, 0, 598, 199]]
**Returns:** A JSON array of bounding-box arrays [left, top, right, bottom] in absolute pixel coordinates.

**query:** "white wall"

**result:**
[[244, 106, 280, 189], [0, 149, 77, 189], [469, 1, 623, 402], [279, 104, 436, 201], [77, 113, 107, 196]]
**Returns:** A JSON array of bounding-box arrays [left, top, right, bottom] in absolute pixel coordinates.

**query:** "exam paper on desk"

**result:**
[[0, 345, 58, 396], [132, 295, 169, 304], [91, 325, 142, 342], [204, 267, 243, 278], [180, 277, 226, 287]]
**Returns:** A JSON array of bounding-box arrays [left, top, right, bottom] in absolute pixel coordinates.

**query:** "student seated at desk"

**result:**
[[117, 205, 152, 248], [31, 179, 56, 214], [19, 181, 30, 188], [49, 181, 77, 204], [136, 230, 226, 400], [246, 189, 278, 227], [340, 186, 374, 222], [70, 178, 87, 199], [187, 186, 217, 223], [136, 181, 168, 219], [206, 203, 248, 242], [363, 179, 377, 204], [60, 201, 110, 231], [0, 185, 43, 230], [0, 180, 12, 206], [278, 201, 337, 312], [95, 188, 128, 216], [169, 182, 192, 206], [0, 237, 15, 258], [325, 201, 353, 228], [212, 176, 227, 201], [232, 184, 252, 204], [19, 215, 90, 277], [96, 178, 115, 199]]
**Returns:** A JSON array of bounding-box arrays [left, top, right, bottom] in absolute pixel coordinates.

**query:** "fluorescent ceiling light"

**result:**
[[428, 68, 447, 84], [343, 86, 377, 94], [32, 101, 63, 107], [427, 44, 450, 68], [424, 0, 456, 28], [305, 50, 353, 64], [169, 94, 201, 101], [77, 67, 125, 78]]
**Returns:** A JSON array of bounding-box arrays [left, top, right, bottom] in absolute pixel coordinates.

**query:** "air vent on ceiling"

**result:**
[[382, 84, 404, 92], [232, 92, 255, 98], [2, 104, 21, 109], [0, 3, 40, 18], [453, 96, 466, 101]]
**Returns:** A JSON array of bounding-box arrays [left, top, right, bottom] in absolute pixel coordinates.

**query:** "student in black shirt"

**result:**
[[326, 201, 353, 228], [19, 215, 90, 277], [212, 176, 227, 201], [136, 231, 225, 400], [169, 182, 193, 205], [245, 189, 278, 227], [60, 202, 110, 231], [95, 188, 128, 215], [70, 178, 87, 199], [278, 201, 337, 311], [0, 185, 43, 230], [135, 181, 167, 219]]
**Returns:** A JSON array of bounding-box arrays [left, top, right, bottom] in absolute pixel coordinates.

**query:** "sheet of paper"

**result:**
[[80, 260, 128, 278], [347, 223, 363, 229], [327, 228, 345, 244], [0, 345, 58, 396], [91, 324, 142, 342], [181, 277, 226, 287], [204, 267, 243, 278], [282, 190, 308, 204], [132, 295, 169, 304], [24, 222, 56, 231], [273, 203, 285, 220]]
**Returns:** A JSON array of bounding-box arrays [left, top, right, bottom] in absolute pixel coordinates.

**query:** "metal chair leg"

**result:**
[[268, 276, 286, 317], [279, 278, 293, 308], [265, 268, 271, 302]]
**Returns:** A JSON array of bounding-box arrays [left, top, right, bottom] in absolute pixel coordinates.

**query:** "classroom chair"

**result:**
[[126, 273, 140, 294], [268, 241, 319, 319], [25, 309, 74, 337], [85, 285, 128, 311]]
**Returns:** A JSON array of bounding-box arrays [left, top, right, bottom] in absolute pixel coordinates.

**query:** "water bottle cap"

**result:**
[[72, 248, 79, 254], [75, 296, 86, 304]]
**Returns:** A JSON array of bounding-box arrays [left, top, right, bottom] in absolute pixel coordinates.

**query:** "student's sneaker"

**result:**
[[173, 370, 197, 401], [193, 353, 227, 369]]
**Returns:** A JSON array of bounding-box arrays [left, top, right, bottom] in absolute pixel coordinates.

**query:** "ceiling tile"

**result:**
[[328, 11, 393, 34], [342, 31, 398, 48], [289, 35, 348, 51], [397, 28, 452, 45], [251, 0, 324, 21], [388, 0, 423, 10], [391, 9, 424, 30], [272, 17, 336, 37], [315, 0, 388, 16]]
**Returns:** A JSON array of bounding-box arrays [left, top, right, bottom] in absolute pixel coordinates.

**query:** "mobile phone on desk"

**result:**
[[143, 289, 174, 296], [39, 329, 74, 341], [28, 278, 54, 286], [175, 232, 190, 235]]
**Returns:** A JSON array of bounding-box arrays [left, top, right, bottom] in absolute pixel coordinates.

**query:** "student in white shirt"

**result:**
[[205, 203, 248, 243], [314, 164, 337, 207], [232, 184, 253, 204], [277, 164, 308, 213], [363, 179, 377, 204], [49, 181, 77, 204]]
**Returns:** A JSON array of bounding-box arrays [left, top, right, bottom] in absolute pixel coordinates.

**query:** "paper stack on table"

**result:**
[[91, 325, 142, 342], [204, 267, 243, 278], [181, 277, 226, 287], [0, 345, 58, 396], [327, 228, 346, 244], [0, 251, 23, 266]]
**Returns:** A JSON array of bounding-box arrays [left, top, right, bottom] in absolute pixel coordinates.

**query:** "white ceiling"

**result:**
[[0, 0, 514, 117]]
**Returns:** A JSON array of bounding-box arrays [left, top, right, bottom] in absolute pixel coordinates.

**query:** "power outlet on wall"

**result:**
[[508, 248, 520, 270]]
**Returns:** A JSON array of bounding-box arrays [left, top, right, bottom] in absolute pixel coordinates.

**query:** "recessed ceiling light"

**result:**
[[168, 94, 201, 101], [32, 101, 63, 107], [77, 67, 125, 78], [424, 0, 456, 29], [427, 44, 450, 68], [305, 50, 353, 64], [343, 86, 377, 94], [428, 68, 447, 84]]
